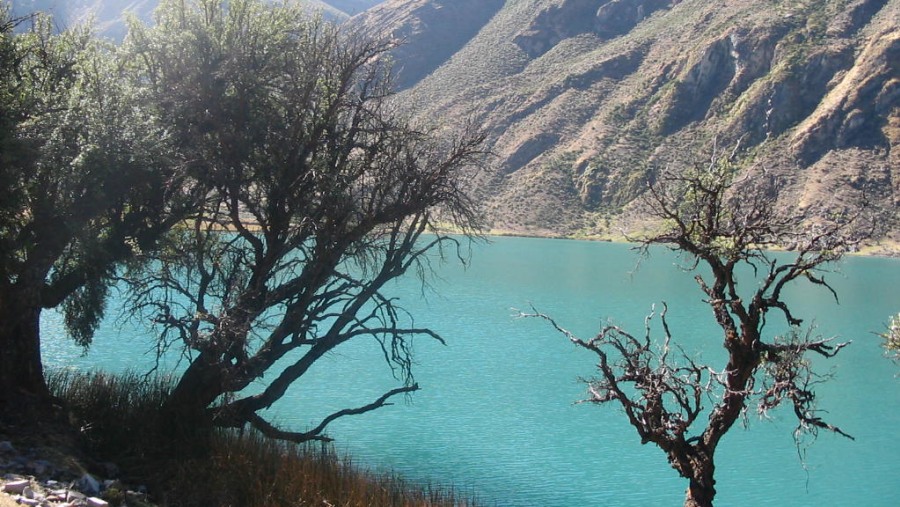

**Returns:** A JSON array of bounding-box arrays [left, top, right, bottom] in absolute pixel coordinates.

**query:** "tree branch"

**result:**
[[243, 384, 419, 443]]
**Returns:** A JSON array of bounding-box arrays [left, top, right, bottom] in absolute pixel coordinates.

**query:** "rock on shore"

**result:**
[[0, 441, 154, 507]]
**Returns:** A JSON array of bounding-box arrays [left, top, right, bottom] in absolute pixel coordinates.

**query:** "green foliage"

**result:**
[[1, 9, 185, 343], [61, 277, 109, 348], [0, 9, 20, 226], [882, 313, 900, 362]]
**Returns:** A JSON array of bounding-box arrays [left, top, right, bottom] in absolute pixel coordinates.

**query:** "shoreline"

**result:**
[[186, 219, 900, 258], [483, 228, 900, 258]]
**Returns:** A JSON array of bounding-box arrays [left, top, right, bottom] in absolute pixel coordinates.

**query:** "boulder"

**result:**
[[2, 478, 29, 494]]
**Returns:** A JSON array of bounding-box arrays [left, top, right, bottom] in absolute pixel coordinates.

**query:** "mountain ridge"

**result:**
[[8, 0, 382, 35]]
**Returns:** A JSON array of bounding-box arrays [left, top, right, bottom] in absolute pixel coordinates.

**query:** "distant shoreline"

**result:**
[[485, 228, 900, 258], [183, 221, 900, 258]]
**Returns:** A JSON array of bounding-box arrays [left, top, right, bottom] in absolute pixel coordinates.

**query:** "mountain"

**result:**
[[361, 0, 898, 248], [8, 0, 898, 248], [9, 1, 156, 38], [8, 0, 383, 37]]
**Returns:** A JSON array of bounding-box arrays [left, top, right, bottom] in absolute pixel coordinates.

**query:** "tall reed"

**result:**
[[48, 370, 482, 506]]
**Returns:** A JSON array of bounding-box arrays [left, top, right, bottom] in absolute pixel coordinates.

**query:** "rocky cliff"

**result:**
[[368, 0, 898, 246]]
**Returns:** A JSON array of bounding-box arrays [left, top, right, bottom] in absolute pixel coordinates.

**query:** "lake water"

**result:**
[[41, 237, 900, 506]]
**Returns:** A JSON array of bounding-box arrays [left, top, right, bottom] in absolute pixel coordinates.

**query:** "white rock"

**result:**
[[66, 489, 87, 501], [87, 497, 110, 507], [46, 491, 69, 502], [2, 478, 29, 494], [16, 497, 40, 506]]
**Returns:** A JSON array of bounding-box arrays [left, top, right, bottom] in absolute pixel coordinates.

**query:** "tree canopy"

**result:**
[[0, 8, 190, 405], [2, 3, 484, 443], [120, 0, 485, 441]]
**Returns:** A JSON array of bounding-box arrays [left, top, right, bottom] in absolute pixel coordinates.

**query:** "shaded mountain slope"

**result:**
[[348, 0, 505, 89], [8, 0, 378, 37], [378, 0, 898, 245]]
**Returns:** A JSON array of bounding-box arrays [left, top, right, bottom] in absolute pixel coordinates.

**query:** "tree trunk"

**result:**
[[0, 289, 51, 409], [162, 352, 230, 431], [144, 353, 229, 458], [670, 443, 717, 507], [683, 460, 716, 507], [684, 479, 716, 507]]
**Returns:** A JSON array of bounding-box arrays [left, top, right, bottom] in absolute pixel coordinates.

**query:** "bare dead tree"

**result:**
[[527, 144, 871, 506]]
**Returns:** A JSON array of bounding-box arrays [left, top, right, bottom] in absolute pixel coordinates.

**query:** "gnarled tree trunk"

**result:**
[[160, 351, 233, 439], [669, 441, 717, 507], [0, 289, 51, 408]]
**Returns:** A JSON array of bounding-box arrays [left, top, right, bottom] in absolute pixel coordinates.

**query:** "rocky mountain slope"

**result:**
[[358, 0, 898, 245]]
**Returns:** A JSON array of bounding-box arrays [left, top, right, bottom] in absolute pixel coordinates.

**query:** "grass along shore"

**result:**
[[1, 370, 482, 507]]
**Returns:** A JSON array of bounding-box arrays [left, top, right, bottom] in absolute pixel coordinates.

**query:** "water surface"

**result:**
[[42, 237, 900, 506]]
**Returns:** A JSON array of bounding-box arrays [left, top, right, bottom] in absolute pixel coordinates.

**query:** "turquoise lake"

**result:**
[[41, 237, 900, 506]]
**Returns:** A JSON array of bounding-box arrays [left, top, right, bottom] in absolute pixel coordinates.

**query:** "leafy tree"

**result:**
[[122, 0, 485, 441], [529, 146, 870, 507], [0, 9, 189, 407]]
